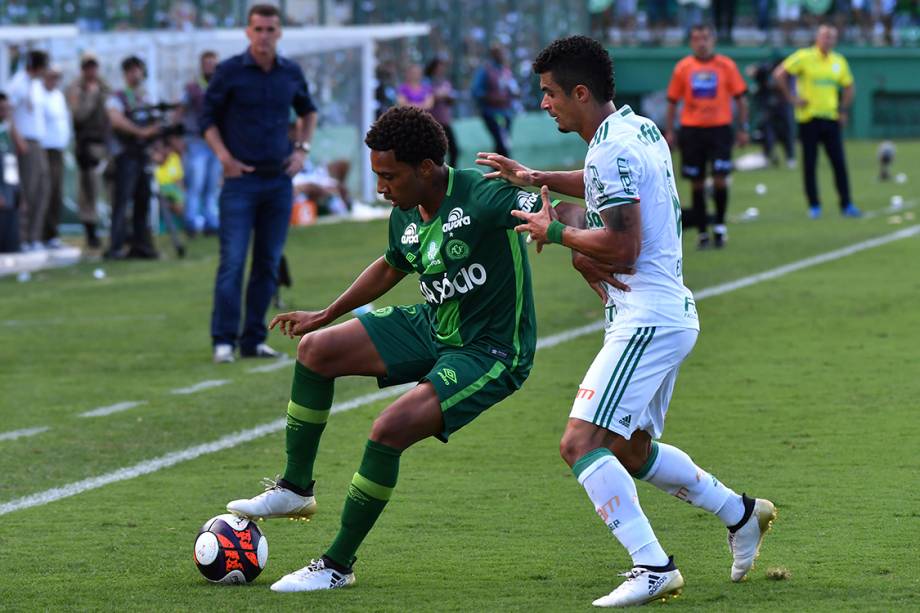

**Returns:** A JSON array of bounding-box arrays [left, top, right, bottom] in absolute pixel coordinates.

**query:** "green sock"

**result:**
[[282, 362, 334, 491], [325, 439, 401, 568]]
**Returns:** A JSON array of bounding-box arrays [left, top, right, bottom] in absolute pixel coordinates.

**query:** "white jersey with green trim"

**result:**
[[583, 105, 699, 331]]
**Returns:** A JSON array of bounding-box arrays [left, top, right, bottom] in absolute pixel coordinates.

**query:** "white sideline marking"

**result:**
[[0, 427, 50, 442], [79, 401, 146, 418], [2, 225, 917, 516], [246, 357, 294, 374], [170, 379, 231, 395]]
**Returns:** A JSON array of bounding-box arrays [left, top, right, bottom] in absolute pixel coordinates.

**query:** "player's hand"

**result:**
[[285, 149, 306, 177], [475, 152, 535, 187], [838, 110, 849, 128], [269, 310, 329, 338], [572, 251, 633, 300], [511, 186, 557, 253], [220, 154, 255, 178], [736, 129, 750, 147]]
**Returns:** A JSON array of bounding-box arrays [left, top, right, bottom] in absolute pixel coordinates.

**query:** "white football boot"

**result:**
[[592, 559, 684, 608], [227, 478, 316, 521], [271, 558, 356, 593], [728, 494, 777, 582]]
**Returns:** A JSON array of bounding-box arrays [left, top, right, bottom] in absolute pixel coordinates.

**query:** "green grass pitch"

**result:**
[[1, 141, 918, 611]]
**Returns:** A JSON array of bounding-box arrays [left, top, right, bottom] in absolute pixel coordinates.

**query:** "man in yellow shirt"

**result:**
[[774, 25, 860, 219]]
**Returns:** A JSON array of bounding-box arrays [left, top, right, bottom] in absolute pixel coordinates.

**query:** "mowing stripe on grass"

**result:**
[[0, 426, 50, 442], [170, 380, 231, 395], [79, 401, 147, 418], [1, 225, 917, 516]]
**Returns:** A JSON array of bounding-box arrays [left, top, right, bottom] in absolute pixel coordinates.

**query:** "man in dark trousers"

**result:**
[[105, 55, 161, 260], [202, 3, 317, 364], [774, 24, 860, 219]]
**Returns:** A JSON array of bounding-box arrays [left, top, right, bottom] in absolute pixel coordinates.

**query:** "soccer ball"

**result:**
[[193, 514, 268, 584]]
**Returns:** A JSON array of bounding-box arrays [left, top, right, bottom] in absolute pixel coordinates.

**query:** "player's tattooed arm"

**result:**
[[554, 201, 586, 228]]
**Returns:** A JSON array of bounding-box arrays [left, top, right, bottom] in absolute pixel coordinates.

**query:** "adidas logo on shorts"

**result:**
[[617, 414, 631, 427]]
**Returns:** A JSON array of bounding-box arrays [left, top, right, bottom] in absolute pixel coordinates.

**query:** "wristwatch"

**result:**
[[295, 141, 311, 154]]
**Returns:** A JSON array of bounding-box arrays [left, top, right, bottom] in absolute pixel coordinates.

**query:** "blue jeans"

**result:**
[[184, 138, 222, 232], [211, 173, 292, 351]]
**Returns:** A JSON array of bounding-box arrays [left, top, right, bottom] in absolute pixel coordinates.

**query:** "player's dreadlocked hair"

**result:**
[[532, 35, 615, 103], [365, 106, 447, 166]]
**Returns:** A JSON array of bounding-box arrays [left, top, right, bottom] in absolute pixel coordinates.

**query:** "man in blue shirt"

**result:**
[[201, 3, 318, 363]]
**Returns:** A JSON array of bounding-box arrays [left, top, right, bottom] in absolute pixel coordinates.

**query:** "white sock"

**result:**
[[637, 442, 745, 527], [574, 448, 669, 568]]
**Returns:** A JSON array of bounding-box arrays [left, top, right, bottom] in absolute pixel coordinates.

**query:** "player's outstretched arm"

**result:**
[[476, 152, 585, 198], [512, 187, 641, 267], [270, 257, 407, 338]]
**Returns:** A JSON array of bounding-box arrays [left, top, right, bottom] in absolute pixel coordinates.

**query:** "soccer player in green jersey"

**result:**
[[225, 106, 551, 592]]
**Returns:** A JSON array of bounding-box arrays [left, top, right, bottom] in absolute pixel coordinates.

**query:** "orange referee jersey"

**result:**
[[667, 54, 747, 128]]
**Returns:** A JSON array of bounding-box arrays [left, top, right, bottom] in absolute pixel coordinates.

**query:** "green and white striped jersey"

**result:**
[[584, 105, 699, 331]]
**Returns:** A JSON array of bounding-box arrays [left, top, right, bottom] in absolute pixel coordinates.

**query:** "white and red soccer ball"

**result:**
[[193, 514, 268, 584]]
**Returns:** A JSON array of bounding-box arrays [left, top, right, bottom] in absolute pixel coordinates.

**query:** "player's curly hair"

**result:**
[[365, 106, 447, 166], [532, 35, 615, 103]]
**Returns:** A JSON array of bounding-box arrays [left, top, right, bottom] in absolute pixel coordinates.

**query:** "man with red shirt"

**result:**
[[665, 24, 748, 249]]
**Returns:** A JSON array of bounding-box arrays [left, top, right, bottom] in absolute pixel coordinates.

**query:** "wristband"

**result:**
[[550, 198, 561, 208], [546, 219, 566, 245]]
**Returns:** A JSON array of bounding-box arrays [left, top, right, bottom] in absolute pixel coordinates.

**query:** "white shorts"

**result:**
[[569, 326, 697, 439]]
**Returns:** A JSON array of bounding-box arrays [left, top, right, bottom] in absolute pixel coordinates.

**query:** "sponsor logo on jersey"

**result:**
[[436, 367, 458, 386], [419, 263, 488, 305], [516, 191, 539, 213], [424, 239, 444, 270], [690, 69, 718, 99], [442, 207, 471, 233], [576, 388, 595, 400], [371, 306, 394, 317], [637, 122, 662, 146], [617, 157, 636, 196], [445, 239, 470, 261], [401, 222, 419, 245]]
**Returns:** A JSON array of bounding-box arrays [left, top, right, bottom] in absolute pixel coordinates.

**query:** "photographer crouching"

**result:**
[[105, 56, 183, 260]]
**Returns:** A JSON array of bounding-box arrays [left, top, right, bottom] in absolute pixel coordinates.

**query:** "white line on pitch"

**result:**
[[246, 357, 294, 374], [79, 401, 147, 418], [1, 225, 916, 516], [170, 380, 231, 395], [0, 427, 50, 442]]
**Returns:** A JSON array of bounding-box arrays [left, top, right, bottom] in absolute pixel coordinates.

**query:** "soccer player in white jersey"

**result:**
[[477, 36, 776, 608]]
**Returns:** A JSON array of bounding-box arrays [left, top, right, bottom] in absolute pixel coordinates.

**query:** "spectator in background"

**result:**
[[424, 58, 458, 167], [66, 51, 110, 249], [777, 0, 803, 45], [0, 92, 22, 253], [396, 64, 433, 111], [713, 0, 738, 43], [8, 49, 49, 252], [40, 65, 71, 249], [749, 58, 796, 168], [374, 63, 397, 118], [647, 0, 672, 45], [472, 44, 517, 157], [665, 23, 749, 249], [202, 3, 318, 364], [105, 55, 161, 260], [178, 50, 221, 238], [774, 24, 860, 218]]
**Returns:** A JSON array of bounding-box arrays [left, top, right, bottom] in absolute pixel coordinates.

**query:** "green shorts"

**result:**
[[358, 304, 530, 442]]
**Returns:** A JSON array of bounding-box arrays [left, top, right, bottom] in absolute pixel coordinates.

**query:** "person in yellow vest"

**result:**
[[774, 24, 860, 219]]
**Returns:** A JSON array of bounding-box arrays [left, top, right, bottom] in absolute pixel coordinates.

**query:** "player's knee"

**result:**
[[559, 432, 589, 468], [369, 413, 404, 449], [296, 331, 335, 377]]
